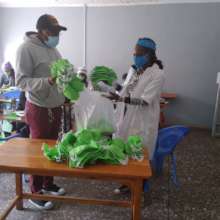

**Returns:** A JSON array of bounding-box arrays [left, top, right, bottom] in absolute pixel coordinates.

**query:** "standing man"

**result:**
[[16, 14, 67, 210]]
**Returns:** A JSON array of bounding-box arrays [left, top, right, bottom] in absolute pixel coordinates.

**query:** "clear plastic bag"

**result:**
[[74, 89, 116, 134]]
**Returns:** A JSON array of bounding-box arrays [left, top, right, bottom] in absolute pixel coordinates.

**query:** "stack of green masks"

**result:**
[[126, 136, 144, 161], [42, 131, 76, 162], [90, 66, 117, 88], [50, 59, 84, 101], [42, 129, 144, 168], [98, 138, 128, 165], [69, 141, 104, 168]]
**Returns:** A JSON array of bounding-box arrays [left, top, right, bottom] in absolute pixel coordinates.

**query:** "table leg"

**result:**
[[131, 179, 142, 220], [15, 173, 23, 210]]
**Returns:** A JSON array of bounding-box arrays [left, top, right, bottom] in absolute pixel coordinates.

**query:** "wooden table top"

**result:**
[[0, 138, 151, 180]]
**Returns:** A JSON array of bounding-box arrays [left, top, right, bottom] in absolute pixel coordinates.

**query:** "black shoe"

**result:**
[[42, 184, 65, 196], [29, 192, 53, 210], [114, 185, 130, 194]]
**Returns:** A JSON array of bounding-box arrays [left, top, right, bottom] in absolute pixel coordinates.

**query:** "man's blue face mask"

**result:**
[[133, 54, 150, 70], [45, 36, 59, 48]]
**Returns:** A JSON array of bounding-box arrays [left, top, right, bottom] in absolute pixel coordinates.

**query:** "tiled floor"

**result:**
[[0, 128, 219, 220]]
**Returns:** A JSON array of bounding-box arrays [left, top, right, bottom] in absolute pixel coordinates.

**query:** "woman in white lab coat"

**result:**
[[104, 37, 165, 193]]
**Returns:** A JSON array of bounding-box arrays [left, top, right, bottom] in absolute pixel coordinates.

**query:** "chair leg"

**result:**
[[154, 156, 164, 175], [171, 153, 179, 187], [143, 180, 150, 192]]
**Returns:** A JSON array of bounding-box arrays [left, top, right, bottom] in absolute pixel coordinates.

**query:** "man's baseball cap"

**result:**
[[36, 14, 67, 33]]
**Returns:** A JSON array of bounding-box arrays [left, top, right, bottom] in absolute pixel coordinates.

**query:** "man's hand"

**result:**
[[48, 77, 56, 85]]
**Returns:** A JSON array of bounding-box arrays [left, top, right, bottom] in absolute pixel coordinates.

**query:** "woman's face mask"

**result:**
[[133, 54, 150, 70], [44, 35, 59, 48]]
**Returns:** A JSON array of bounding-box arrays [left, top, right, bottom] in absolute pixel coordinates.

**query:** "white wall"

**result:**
[[0, 8, 3, 66], [0, 3, 219, 128], [86, 3, 220, 128], [0, 7, 84, 67]]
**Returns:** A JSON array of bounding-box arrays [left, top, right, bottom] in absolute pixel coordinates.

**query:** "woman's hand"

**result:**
[[102, 92, 122, 102]]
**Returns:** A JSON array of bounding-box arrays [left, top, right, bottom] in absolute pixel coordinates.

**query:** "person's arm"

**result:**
[[141, 71, 165, 105], [97, 81, 115, 93], [102, 92, 148, 106], [103, 71, 164, 106], [121, 96, 148, 106], [15, 45, 52, 92]]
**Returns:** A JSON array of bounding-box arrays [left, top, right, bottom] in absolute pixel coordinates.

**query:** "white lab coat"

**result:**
[[115, 64, 165, 159]]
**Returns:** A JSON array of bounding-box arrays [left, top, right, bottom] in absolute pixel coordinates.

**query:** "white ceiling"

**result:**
[[0, 0, 218, 7]]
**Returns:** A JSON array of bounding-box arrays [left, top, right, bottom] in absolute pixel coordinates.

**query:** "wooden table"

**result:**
[[0, 138, 152, 220]]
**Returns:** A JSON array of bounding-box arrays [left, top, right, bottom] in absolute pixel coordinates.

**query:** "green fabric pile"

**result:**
[[42, 131, 76, 161], [3, 112, 18, 120], [90, 66, 117, 88], [50, 59, 84, 101], [125, 136, 144, 161], [42, 129, 144, 168], [0, 132, 6, 144]]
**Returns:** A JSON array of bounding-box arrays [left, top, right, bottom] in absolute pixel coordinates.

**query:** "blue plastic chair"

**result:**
[[0, 133, 22, 141], [153, 125, 189, 186], [0, 89, 21, 110], [0, 89, 21, 100], [143, 125, 189, 191]]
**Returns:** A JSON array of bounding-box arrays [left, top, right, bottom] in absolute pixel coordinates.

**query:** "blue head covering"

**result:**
[[137, 38, 156, 51]]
